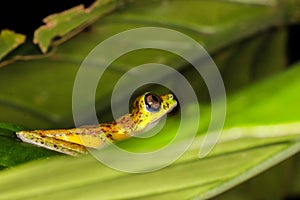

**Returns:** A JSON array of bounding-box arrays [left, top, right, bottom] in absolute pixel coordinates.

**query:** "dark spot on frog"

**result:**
[[106, 133, 114, 141]]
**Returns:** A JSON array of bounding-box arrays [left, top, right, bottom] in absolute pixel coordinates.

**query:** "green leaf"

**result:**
[[1, 61, 300, 198], [0, 123, 60, 169], [0, 127, 299, 199], [0, 0, 300, 199], [0, 29, 26, 61], [33, 0, 125, 53], [0, 0, 296, 129], [0, 122, 27, 133]]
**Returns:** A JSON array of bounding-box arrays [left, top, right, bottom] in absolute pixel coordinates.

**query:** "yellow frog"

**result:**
[[16, 92, 177, 156]]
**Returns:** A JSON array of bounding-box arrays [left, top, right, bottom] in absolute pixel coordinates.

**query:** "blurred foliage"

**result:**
[[0, 29, 25, 60], [0, 0, 300, 199]]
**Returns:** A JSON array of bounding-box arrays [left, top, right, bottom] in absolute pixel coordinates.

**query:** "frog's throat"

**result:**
[[115, 114, 137, 133], [110, 110, 151, 136]]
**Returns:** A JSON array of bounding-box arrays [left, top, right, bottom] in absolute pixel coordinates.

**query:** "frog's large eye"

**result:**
[[144, 93, 161, 112]]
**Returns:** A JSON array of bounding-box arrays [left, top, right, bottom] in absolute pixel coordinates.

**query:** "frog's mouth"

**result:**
[[168, 101, 178, 111], [138, 115, 167, 136]]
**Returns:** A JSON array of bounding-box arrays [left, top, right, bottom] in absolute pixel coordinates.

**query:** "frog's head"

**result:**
[[131, 92, 177, 131]]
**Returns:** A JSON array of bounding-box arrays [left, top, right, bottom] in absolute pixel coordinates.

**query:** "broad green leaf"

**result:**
[[0, 123, 59, 169], [0, 29, 25, 61], [0, 0, 296, 129], [0, 127, 299, 199], [1, 61, 300, 198], [213, 154, 299, 199]]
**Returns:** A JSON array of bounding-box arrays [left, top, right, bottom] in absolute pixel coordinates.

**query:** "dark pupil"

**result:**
[[145, 93, 161, 112]]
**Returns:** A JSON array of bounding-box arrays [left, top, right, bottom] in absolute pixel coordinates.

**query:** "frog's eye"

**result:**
[[144, 93, 161, 112]]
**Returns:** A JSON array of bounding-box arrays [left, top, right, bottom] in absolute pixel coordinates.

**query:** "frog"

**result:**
[[16, 92, 177, 156]]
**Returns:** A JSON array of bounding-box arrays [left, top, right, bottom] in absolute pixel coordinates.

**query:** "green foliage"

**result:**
[[0, 30, 25, 61], [0, 0, 300, 199]]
